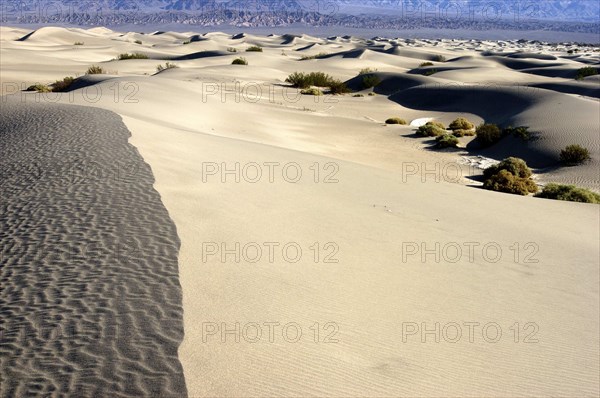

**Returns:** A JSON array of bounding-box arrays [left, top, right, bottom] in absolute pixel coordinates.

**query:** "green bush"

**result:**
[[227, 47, 237, 52], [536, 184, 600, 204], [156, 62, 179, 72], [452, 129, 476, 137], [560, 145, 591, 165], [449, 117, 475, 131], [353, 94, 364, 97], [416, 124, 446, 137], [118, 53, 148, 60], [436, 134, 459, 148], [26, 84, 51, 92], [232, 57, 248, 65], [51, 77, 75, 92], [420, 62, 434, 67], [385, 118, 407, 125], [86, 65, 105, 75], [134, 40, 142, 45], [483, 169, 538, 195], [433, 54, 446, 62], [504, 125, 531, 141], [575, 66, 598, 80], [359, 67, 377, 75], [301, 88, 323, 96], [183, 40, 191, 45], [328, 80, 351, 95], [476, 123, 502, 147], [426, 121, 445, 129], [423, 69, 438, 76], [246, 45, 263, 52], [483, 157, 532, 179], [300, 52, 328, 60], [74, 42, 84, 46], [362, 74, 381, 89], [368, 92, 376, 96]]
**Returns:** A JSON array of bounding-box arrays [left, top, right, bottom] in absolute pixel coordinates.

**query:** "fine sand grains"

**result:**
[[0, 97, 187, 398]]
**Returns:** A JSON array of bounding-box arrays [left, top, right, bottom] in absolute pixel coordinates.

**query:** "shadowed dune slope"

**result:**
[[0, 97, 187, 398]]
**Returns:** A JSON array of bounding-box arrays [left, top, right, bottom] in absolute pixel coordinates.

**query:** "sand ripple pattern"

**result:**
[[0, 97, 187, 398]]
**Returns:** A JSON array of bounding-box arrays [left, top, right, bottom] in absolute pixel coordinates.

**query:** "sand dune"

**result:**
[[1, 26, 599, 397]]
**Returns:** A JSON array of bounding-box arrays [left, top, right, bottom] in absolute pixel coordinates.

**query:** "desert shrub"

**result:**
[[426, 121, 445, 129], [51, 76, 75, 92], [483, 157, 532, 179], [359, 67, 377, 75], [420, 62, 434, 67], [449, 117, 475, 131], [452, 129, 476, 137], [227, 47, 237, 52], [232, 57, 248, 65], [362, 74, 381, 89], [433, 54, 446, 62], [483, 169, 538, 195], [156, 62, 179, 72], [74, 42, 84, 45], [536, 184, 600, 204], [575, 66, 598, 80], [301, 88, 323, 96], [26, 84, 51, 93], [134, 40, 142, 45], [436, 134, 459, 148], [300, 52, 327, 60], [353, 94, 364, 97], [328, 80, 352, 94], [476, 123, 502, 147], [246, 45, 263, 52], [86, 65, 105, 75], [385, 118, 407, 125], [118, 53, 148, 60], [183, 40, 191, 45], [416, 124, 446, 137], [504, 125, 531, 141], [423, 69, 438, 76], [368, 92, 376, 96], [560, 145, 591, 165]]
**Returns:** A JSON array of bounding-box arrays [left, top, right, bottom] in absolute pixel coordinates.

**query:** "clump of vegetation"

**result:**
[[26, 83, 51, 93], [503, 125, 532, 141], [536, 184, 600, 204], [476, 123, 502, 147], [359, 67, 378, 75], [368, 92, 376, 96], [483, 157, 532, 179], [427, 121, 445, 129], [74, 42, 84, 46], [232, 57, 248, 65], [227, 47, 237, 52], [362, 74, 381, 89], [420, 61, 434, 67], [134, 40, 143, 45], [423, 69, 438, 76], [416, 123, 446, 137], [86, 65, 105, 75], [483, 169, 538, 195], [183, 40, 191, 45], [560, 144, 591, 165], [286, 72, 351, 94], [483, 158, 537, 195], [246, 45, 263, 52], [385, 118, 407, 125], [156, 62, 179, 72], [433, 55, 446, 62], [301, 88, 323, 96], [51, 76, 75, 92], [300, 52, 328, 60], [118, 53, 148, 60], [436, 134, 459, 148], [575, 66, 598, 80], [449, 117, 475, 131], [353, 94, 364, 97]]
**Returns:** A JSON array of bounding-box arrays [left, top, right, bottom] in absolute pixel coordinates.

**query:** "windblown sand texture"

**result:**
[[0, 97, 187, 397], [1, 26, 599, 397]]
